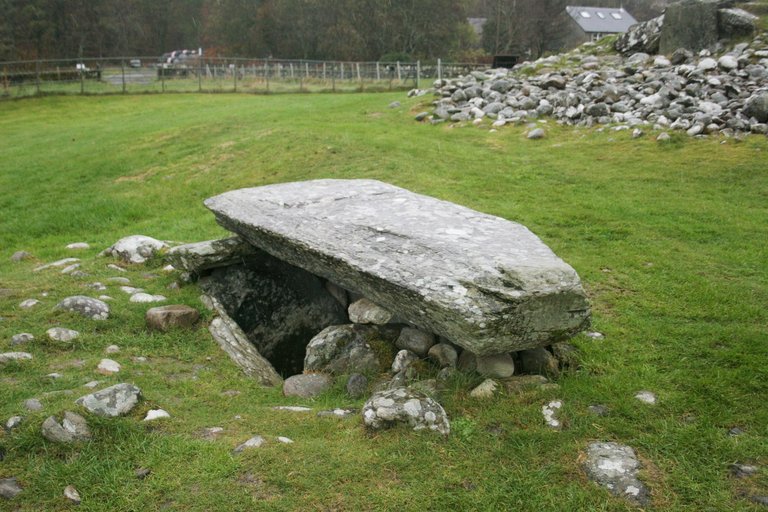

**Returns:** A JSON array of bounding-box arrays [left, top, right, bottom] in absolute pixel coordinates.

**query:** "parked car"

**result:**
[[129, 59, 141, 68]]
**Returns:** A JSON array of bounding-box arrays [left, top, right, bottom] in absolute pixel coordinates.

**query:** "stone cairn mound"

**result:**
[[412, 23, 768, 138], [169, 179, 592, 436]]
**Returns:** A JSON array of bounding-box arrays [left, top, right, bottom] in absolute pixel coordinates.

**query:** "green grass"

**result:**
[[0, 93, 767, 511]]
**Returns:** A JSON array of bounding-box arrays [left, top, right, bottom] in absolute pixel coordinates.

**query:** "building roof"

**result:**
[[565, 6, 637, 34]]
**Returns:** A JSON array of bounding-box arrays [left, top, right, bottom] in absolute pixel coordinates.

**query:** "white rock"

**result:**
[[718, 55, 738, 70], [99, 295, 114, 301], [129, 293, 167, 303], [542, 400, 563, 429], [470, 379, 499, 399], [47, 373, 63, 379], [61, 263, 81, 274], [100, 235, 169, 264], [272, 406, 312, 412], [697, 57, 718, 71], [107, 264, 127, 272], [66, 242, 90, 250], [83, 381, 101, 389], [233, 435, 266, 453], [105, 345, 120, 354], [0, 352, 33, 364], [97, 358, 121, 374], [635, 390, 657, 404], [19, 299, 40, 309], [33, 258, 80, 272], [277, 436, 294, 444], [64, 485, 81, 504], [5, 416, 23, 430], [119, 286, 144, 294], [143, 409, 171, 421], [46, 327, 80, 342]]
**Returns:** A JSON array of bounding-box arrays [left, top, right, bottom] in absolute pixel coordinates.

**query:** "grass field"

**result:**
[[0, 92, 767, 511]]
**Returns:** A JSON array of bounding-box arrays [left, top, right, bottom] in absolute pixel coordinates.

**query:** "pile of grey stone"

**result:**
[[415, 13, 767, 138], [169, 179, 592, 436]]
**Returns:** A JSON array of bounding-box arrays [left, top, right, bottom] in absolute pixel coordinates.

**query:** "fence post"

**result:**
[[233, 61, 237, 92], [340, 62, 344, 81], [396, 61, 401, 81], [35, 60, 40, 95], [332, 63, 336, 92], [322, 62, 326, 80], [198, 56, 203, 92], [438, 58, 442, 83], [80, 65, 84, 94], [266, 58, 270, 92], [416, 60, 421, 89], [376, 62, 380, 81], [121, 60, 126, 93]]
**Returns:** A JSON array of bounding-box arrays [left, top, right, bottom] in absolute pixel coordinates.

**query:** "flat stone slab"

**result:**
[[206, 179, 589, 355]]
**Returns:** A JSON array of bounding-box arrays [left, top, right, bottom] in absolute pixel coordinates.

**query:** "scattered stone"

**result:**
[[731, 463, 759, 478], [277, 436, 294, 444], [518, 347, 559, 377], [87, 282, 107, 291], [542, 400, 563, 429], [10, 333, 34, 345], [348, 298, 393, 325], [41, 411, 91, 443], [135, 468, 151, 479], [132, 356, 148, 363], [744, 92, 768, 124], [66, 242, 90, 250], [11, 251, 31, 262], [588, 404, 609, 416], [527, 128, 545, 139], [19, 298, 40, 309], [108, 277, 131, 284], [395, 327, 435, 357], [205, 180, 590, 356], [5, 416, 22, 431], [391, 349, 419, 373], [61, 263, 81, 274], [470, 379, 499, 399], [718, 8, 758, 39], [233, 435, 266, 453], [100, 235, 169, 264], [657, 132, 671, 143], [272, 406, 312, 412], [750, 496, 768, 506], [24, 398, 43, 411], [97, 359, 121, 375], [635, 390, 657, 404], [107, 264, 127, 273], [317, 408, 356, 418], [75, 383, 141, 417], [283, 373, 332, 398], [46, 327, 80, 342], [0, 478, 22, 500], [201, 427, 224, 440], [145, 305, 200, 331], [362, 387, 450, 435], [64, 485, 81, 504], [99, 295, 113, 301], [476, 353, 515, 378], [346, 373, 368, 399], [584, 442, 649, 506], [0, 352, 33, 364], [83, 381, 100, 389], [47, 373, 63, 379], [105, 345, 120, 354], [56, 296, 110, 320], [585, 331, 604, 339], [503, 374, 550, 393], [428, 343, 458, 368], [33, 258, 79, 272], [728, 426, 746, 437], [129, 293, 167, 303], [143, 409, 170, 421]]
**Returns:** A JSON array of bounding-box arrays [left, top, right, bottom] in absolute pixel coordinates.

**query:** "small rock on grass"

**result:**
[[588, 404, 609, 416], [41, 412, 91, 443], [47, 327, 79, 342], [527, 128, 545, 139], [129, 293, 166, 303], [56, 296, 110, 321], [11, 251, 31, 262], [317, 409, 356, 418], [135, 468, 151, 480], [635, 390, 657, 404], [105, 345, 120, 354], [0, 478, 22, 500], [66, 242, 90, 250], [19, 299, 40, 309], [5, 416, 23, 431], [0, 352, 33, 364], [584, 442, 649, 506], [24, 398, 43, 411], [33, 258, 79, 271], [10, 333, 34, 345], [233, 436, 266, 453], [145, 305, 200, 331], [346, 373, 368, 399], [283, 374, 332, 398], [64, 485, 81, 504], [143, 409, 170, 421], [277, 436, 294, 444], [470, 379, 499, 399], [76, 383, 141, 417], [730, 464, 759, 478], [97, 359, 121, 375], [542, 400, 563, 429]]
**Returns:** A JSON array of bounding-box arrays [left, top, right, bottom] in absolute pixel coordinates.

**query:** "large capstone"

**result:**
[[205, 180, 589, 356], [198, 248, 348, 376]]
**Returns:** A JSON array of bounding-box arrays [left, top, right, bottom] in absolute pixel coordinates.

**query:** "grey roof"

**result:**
[[565, 6, 637, 33]]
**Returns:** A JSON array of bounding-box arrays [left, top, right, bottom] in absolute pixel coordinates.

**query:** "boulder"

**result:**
[[75, 383, 141, 417], [614, 15, 664, 55], [100, 235, 169, 264], [718, 8, 757, 38], [659, 0, 718, 55], [303, 324, 395, 375], [476, 353, 515, 378], [346, 373, 368, 398], [348, 298, 393, 325], [743, 92, 768, 123], [428, 343, 458, 368], [584, 442, 649, 506], [56, 296, 110, 320], [41, 411, 91, 443], [283, 373, 332, 398], [145, 305, 200, 331], [165, 236, 257, 274], [362, 387, 450, 435], [199, 249, 347, 376], [395, 327, 435, 356], [205, 180, 590, 356]]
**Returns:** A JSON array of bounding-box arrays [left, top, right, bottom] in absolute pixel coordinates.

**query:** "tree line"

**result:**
[[0, 0, 665, 63]]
